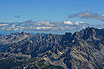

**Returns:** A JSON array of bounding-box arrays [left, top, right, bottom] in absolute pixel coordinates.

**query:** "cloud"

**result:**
[[69, 11, 104, 21], [23, 20, 33, 23], [0, 20, 87, 32], [36, 21, 54, 26], [64, 21, 72, 24], [2, 20, 103, 33], [74, 21, 84, 25], [102, 14, 104, 16], [0, 24, 8, 26], [34, 27, 52, 30], [14, 16, 20, 18]]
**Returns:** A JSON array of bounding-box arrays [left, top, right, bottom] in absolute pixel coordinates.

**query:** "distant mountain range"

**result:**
[[0, 27, 104, 69]]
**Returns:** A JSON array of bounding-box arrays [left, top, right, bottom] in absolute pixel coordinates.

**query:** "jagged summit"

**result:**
[[0, 27, 104, 69]]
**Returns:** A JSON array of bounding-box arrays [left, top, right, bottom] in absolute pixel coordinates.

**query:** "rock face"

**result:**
[[0, 27, 104, 69]]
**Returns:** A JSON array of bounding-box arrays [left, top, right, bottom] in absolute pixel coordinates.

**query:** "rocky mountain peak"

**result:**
[[0, 27, 104, 69]]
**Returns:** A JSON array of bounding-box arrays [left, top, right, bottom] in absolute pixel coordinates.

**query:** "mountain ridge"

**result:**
[[0, 27, 104, 69]]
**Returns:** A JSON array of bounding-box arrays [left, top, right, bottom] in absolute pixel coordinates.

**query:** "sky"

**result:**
[[0, 0, 104, 34], [0, 0, 104, 24]]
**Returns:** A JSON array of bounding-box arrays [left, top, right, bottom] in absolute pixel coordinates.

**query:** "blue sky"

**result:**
[[0, 0, 104, 24]]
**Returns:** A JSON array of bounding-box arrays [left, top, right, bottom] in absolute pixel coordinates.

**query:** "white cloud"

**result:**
[[0, 24, 8, 26], [11, 25, 15, 28], [102, 14, 104, 16], [35, 27, 52, 30], [36, 21, 54, 26], [74, 21, 84, 25], [80, 21, 84, 23], [64, 21, 72, 24], [14, 28, 19, 31], [0, 20, 90, 33], [7, 28, 11, 31]]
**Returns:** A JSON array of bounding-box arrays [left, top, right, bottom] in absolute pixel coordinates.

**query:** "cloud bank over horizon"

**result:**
[[0, 20, 104, 34]]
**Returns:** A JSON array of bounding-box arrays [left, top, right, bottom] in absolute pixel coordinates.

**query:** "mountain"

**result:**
[[0, 27, 104, 69], [0, 31, 34, 45]]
